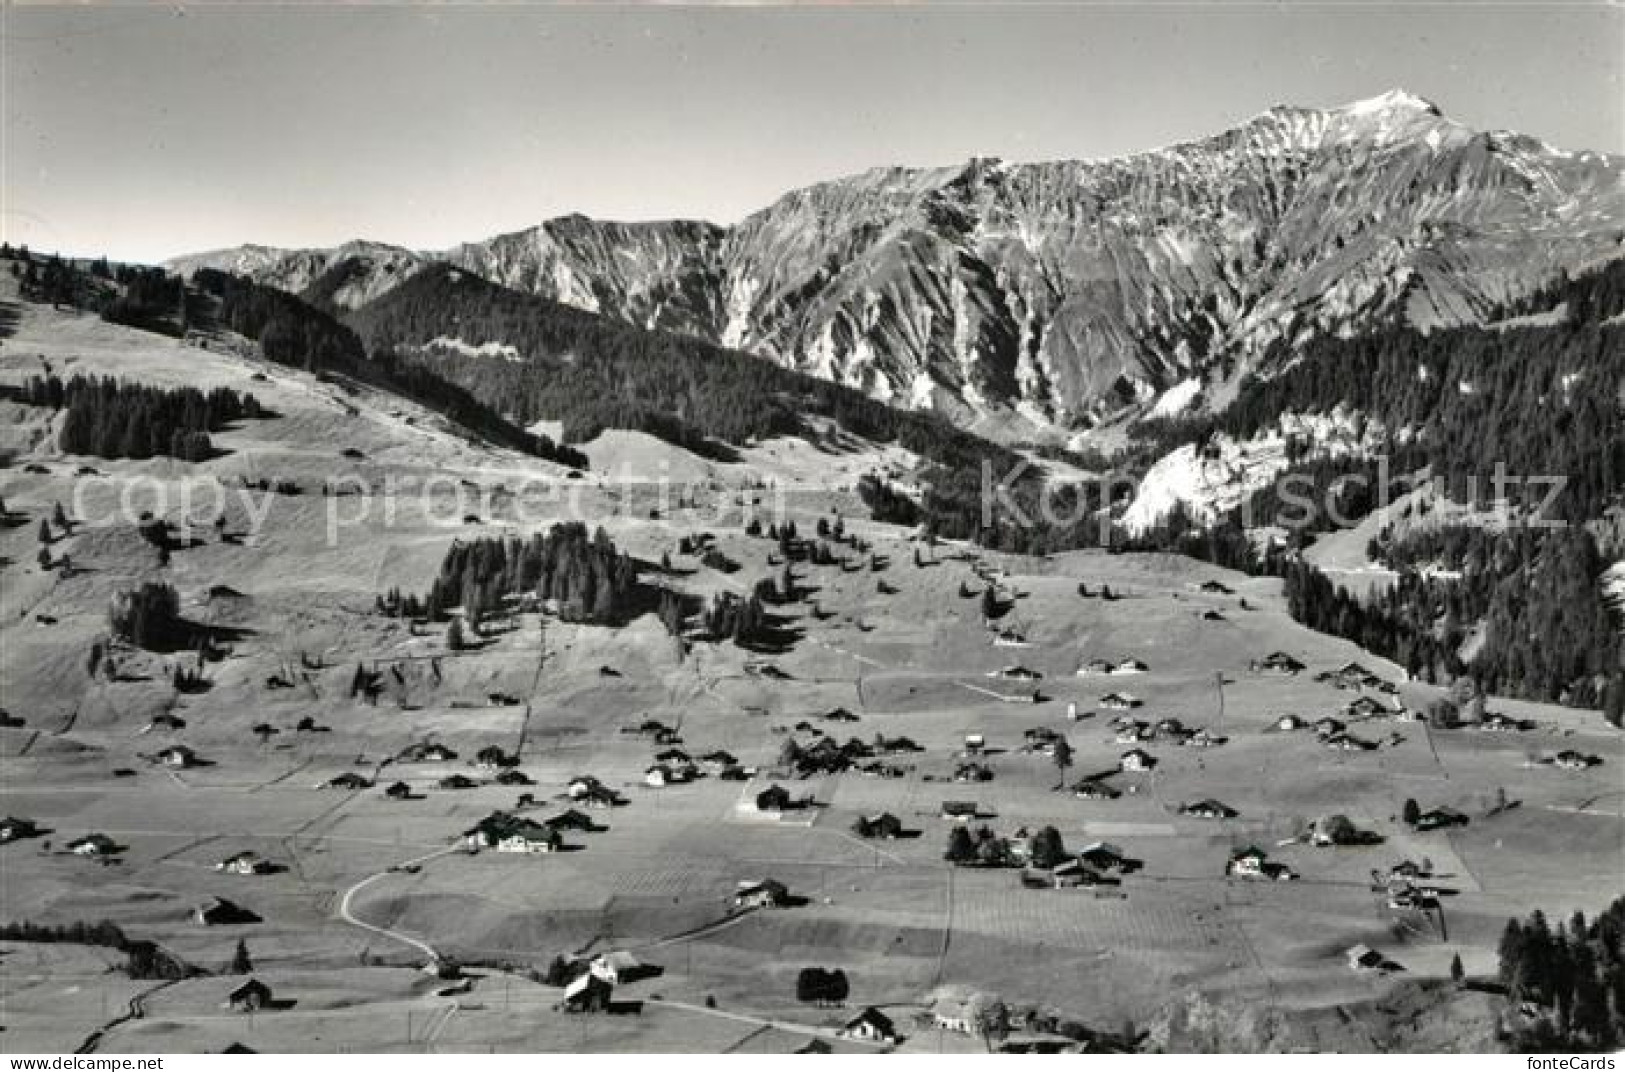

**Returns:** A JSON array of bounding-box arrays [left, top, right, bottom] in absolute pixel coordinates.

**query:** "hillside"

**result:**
[[340, 264, 1024, 483], [3, 259, 1624, 1054]]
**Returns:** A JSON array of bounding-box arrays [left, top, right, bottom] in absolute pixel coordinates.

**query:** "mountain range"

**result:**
[[169, 90, 1623, 441]]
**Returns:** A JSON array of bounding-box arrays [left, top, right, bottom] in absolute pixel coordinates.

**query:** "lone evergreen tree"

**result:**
[[229, 938, 252, 974], [980, 586, 999, 620], [1029, 825, 1066, 869], [1051, 737, 1074, 789]]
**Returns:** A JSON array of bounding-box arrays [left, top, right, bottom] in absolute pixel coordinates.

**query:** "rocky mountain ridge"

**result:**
[[170, 90, 1623, 439]]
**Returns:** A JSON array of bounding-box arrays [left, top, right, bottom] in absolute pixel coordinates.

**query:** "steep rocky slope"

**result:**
[[171, 91, 1623, 436]]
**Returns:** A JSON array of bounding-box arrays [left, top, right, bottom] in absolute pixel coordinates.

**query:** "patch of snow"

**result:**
[[1121, 409, 1386, 532], [908, 370, 938, 410], [424, 336, 521, 362], [1342, 89, 1441, 118], [1150, 377, 1203, 418], [1489, 304, 1570, 333]]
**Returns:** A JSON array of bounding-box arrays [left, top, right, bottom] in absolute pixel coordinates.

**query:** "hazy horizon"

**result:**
[[4, 2, 1620, 264]]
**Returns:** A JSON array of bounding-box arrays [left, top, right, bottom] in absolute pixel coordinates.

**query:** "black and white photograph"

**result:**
[[1, 0, 1621, 1058]]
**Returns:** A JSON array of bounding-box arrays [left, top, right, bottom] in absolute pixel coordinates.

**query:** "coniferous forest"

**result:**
[[341, 265, 1022, 479], [22, 373, 265, 462], [191, 268, 591, 469], [1497, 895, 1625, 1052], [378, 522, 639, 627]]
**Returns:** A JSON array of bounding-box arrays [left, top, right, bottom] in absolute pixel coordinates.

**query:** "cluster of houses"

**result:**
[[942, 812, 1141, 890], [1112, 715, 1224, 749], [1380, 860, 1439, 911], [1315, 661, 1398, 695], [461, 809, 597, 853], [1269, 712, 1378, 751], [1020, 841, 1137, 890], [781, 734, 908, 777], [1075, 658, 1148, 677]]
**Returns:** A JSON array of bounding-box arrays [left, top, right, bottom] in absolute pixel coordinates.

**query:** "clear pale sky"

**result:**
[[3, 2, 1620, 264]]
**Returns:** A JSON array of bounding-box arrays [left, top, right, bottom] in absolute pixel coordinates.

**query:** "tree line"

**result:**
[[0, 919, 199, 981], [1497, 895, 1625, 1052], [5, 245, 194, 336]]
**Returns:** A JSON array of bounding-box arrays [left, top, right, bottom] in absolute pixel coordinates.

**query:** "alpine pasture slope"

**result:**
[[0, 267, 1620, 1055]]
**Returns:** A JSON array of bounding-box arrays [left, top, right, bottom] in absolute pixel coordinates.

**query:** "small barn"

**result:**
[[226, 979, 272, 1013], [1119, 748, 1157, 772], [840, 1006, 899, 1044], [732, 878, 790, 910]]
